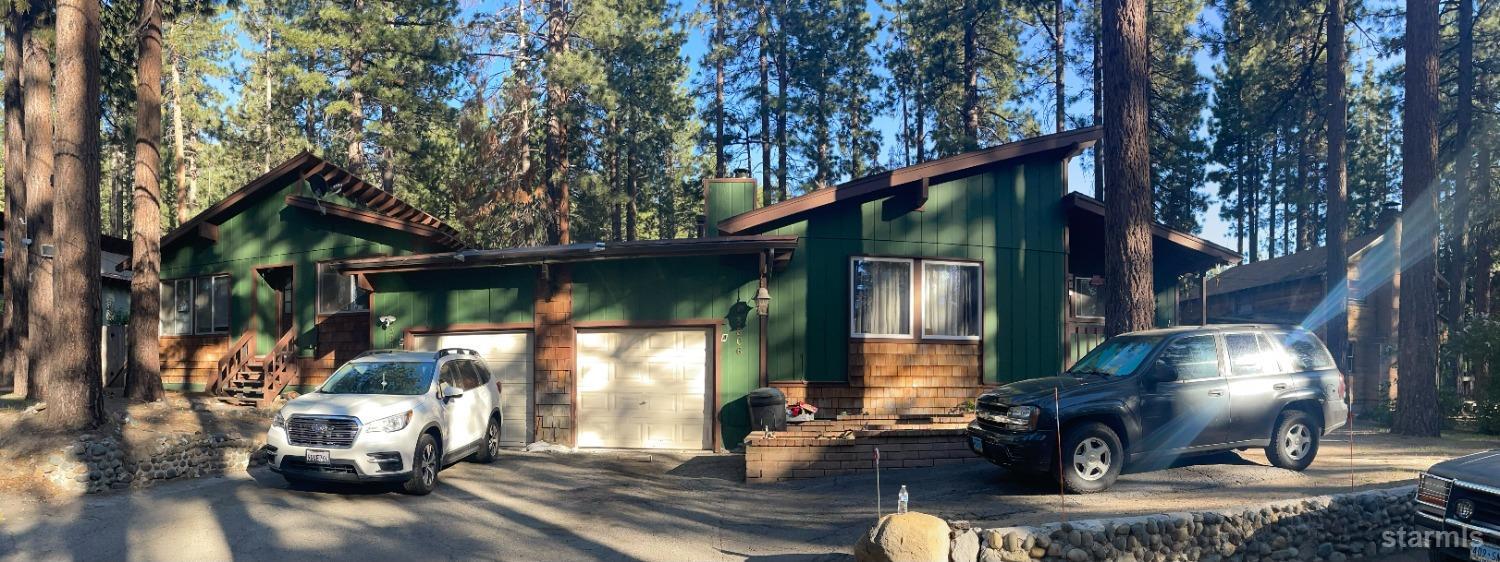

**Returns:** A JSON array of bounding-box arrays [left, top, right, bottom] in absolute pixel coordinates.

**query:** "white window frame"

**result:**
[[920, 260, 983, 341], [849, 257, 916, 339]]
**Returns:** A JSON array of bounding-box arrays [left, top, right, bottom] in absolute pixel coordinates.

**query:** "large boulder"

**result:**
[[854, 512, 951, 562]]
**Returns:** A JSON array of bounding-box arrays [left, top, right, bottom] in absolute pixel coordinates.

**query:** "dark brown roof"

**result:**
[[335, 235, 800, 275], [716, 127, 1102, 235], [1062, 192, 1241, 265], [1206, 230, 1383, 296], [161, 152, 465, 250]]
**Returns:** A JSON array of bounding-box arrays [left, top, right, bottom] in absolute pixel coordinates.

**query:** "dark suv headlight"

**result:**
[[979, 405, 1040, 431]]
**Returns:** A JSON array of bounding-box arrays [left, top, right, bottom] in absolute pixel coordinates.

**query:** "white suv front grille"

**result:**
[[286, 415, 361, 448]]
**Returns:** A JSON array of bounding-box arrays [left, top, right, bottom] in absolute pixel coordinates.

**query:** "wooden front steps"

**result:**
[[209, 328, 300, 408]]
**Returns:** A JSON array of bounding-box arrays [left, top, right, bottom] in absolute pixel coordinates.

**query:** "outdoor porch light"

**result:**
[[754, 286, 771, 316]]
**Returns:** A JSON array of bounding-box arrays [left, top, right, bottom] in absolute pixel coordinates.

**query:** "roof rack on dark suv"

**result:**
[[435, 348, 480, 359]]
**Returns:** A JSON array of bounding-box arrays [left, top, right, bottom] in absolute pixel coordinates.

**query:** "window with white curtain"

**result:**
[[851, 258, 913, 337], [922, 261, 981, 339], [318, 262, 370, 314]]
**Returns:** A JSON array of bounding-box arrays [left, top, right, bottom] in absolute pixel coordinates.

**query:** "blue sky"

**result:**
[[249, 0, 1396, 251]]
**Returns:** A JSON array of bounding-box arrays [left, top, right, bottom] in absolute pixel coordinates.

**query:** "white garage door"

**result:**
[[576, 329, 710, 450], [409, 331, 533, 446]]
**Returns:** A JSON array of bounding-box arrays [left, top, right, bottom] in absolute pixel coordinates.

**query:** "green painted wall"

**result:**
[[368, 267, 536, 349], [160, 177, 438, 355], [572, 256, 763, 446], [758, 157, 1069, 385], [704, 179, 758, 236]]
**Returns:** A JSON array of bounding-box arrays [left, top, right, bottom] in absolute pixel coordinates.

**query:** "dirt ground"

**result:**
[[0, 390, 270, 499]]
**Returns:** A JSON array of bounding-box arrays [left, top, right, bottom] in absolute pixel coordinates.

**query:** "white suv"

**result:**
[[266, 348, 503, 495]]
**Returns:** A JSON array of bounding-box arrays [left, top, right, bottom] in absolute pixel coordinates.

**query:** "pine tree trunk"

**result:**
[[1392, 0, 1442, 437], [3, 7, 29, 396], [1101, 0, 1154, 336], [1473, 144, 1493, 394], [712, 0, 726, 177], [757, 0, 772, 204], [261, 24, 272, 172], [51, 0, 105, 429], [1054, 0, 1066, 133], [346, 62, 366, 175], [127, 0, 164, 402], [1443, 0, 1475, 387], [543, 0, 570, 245], [1092, 0, 1103, 200], [24, 29, 55, 402], [1295, 126, 1312, 251], [171, 55, 188, 225], [1324, 0, 1349, 372], [774, 12, 788, 201], [960, 0, 979, 149], [1268, 139, 1280, 259]]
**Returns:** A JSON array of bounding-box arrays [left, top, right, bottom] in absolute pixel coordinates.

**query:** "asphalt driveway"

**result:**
[[1, 429, 1494, 562]]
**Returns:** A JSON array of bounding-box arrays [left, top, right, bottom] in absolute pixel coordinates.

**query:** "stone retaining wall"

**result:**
[[745, 428, 982, 483], [37, 432, 264, 496], [945, 486, 1416, 562]]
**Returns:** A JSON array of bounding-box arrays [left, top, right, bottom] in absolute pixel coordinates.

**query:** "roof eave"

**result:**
[[336, 235, 800, 275]]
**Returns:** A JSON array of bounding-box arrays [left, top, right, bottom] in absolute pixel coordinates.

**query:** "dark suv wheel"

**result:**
[[1266, 409, 1319, 471], [1058, 422, 1123, 494]]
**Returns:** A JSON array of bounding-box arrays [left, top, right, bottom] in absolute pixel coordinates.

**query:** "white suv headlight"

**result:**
[[365, 411, 413, 433], [272, 412, 285, 428]]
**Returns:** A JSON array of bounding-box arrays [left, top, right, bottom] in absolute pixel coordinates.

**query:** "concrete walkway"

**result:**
[[1, 430, 1493, 562]]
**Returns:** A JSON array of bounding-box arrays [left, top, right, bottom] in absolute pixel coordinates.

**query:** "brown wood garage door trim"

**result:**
[[572, 319, 726, 452]]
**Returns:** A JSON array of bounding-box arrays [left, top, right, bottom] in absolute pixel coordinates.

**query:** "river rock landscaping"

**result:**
[[855, 485, 1420, 562], [36, 431, 263, 496]]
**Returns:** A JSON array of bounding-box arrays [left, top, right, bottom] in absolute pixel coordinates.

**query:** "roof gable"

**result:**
[[716, 126, 1102, 235], [161, 152, 465, 251]]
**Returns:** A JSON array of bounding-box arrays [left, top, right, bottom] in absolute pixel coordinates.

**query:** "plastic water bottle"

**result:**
[[897, 485, 909, 514]]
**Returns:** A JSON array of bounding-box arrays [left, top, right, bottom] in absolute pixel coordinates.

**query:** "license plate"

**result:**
[[1473, 539, 1500, 562], [306, 449, 330, 465], [970, 436, 983, 451]]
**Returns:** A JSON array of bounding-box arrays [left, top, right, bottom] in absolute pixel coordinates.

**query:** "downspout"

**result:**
[[1200, 269, 1210, 325], [758, 250, 770, 389]]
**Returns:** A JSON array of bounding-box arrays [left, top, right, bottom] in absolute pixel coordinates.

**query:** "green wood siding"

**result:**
[[704, 179, 757, 236], [763, 158, 1069, 385], [368, 267, 536, 349], [160, 178, 437, 354], [572, 256, 763, 446]]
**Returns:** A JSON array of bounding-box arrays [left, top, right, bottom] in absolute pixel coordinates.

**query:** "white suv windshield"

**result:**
[[319, 361, 435, 395]]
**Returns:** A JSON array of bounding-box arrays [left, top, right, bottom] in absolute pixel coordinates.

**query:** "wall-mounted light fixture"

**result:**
[[754, 286, 771, 317], [378, 315, 397, 330]]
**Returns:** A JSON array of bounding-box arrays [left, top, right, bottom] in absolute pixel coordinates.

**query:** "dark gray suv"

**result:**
[[968, 324, 1350, 493]]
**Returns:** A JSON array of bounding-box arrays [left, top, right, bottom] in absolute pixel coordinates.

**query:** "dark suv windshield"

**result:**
[[319, 361, 435, 395], [1067, 335, 1163, 378]]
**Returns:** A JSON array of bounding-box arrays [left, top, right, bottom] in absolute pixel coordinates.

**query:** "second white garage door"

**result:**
[[409, 331, 533, 447], [576, 329, 710, 450]]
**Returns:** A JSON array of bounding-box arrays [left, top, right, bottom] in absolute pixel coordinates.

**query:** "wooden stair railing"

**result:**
[[210, 330, 256, 396], [257, 327, 300, 408]]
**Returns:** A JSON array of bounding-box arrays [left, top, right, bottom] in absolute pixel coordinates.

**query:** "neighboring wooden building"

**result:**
[[1179, 214, 1401, 412], [156, 127, 1240, 450]]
